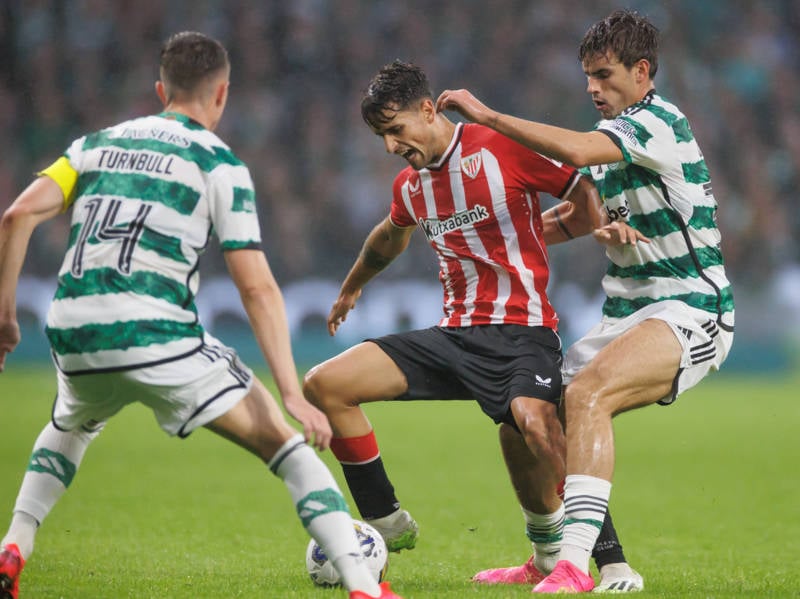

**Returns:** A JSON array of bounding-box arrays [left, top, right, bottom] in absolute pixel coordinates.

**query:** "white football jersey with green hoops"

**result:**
[[582, 91, 734, 331], [44, 112, 261, 374]]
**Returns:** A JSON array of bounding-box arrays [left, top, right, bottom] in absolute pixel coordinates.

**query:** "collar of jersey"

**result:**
[[426, 121, 464, 171], [158, 111, 203, 128]]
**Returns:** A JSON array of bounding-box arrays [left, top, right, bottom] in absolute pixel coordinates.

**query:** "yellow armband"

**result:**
[[38, 156, 79, 211]]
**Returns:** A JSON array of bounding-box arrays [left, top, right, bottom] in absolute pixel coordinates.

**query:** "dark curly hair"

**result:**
[[579, 10, 659, 78], [361, 60, 432, 128]]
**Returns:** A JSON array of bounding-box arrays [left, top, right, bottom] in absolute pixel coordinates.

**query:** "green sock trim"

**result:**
[[526, 529, 564, 544], [27, 448, 77, 488], [296, 488, 350, 527], [565, 517, 604, 530]]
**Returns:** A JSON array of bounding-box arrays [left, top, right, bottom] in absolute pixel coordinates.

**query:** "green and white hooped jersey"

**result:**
[[45, 112, 261, 373], [582, 91, 734, 330]]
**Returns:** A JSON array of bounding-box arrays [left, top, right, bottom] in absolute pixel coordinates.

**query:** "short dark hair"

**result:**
[[159, 31, 229, 98], [579, 10, 659, 78], [361, 60, 432, 128]]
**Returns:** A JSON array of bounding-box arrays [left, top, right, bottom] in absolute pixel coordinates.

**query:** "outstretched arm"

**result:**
[[542, 176, 604, 244], [328, 215, 415, 336], [225, 249, 332, 450], [542, 176, 649, 247], [0, 176, 65, 372], [436, 89, 623, 168], [593, 221, 650, 246]]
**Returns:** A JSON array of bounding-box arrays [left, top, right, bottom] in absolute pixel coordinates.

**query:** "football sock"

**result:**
[[3, 422, 100, 558], [560, 474, 612, 574], [331, 552, 381, 597], [592, 510, 627, 568], [1, 512, 37, 560], [523, 503, 564, 574], [331, 431, 400, 519], [270, 434, 379, 595]]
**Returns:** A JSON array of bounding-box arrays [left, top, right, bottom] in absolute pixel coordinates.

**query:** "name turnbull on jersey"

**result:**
[[97, 149, 176, 175]]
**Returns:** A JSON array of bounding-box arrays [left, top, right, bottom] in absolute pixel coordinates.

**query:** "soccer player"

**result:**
[[0, 32, 402, 599], [437, 9, 735, 593], [303, 60, 638, 590]]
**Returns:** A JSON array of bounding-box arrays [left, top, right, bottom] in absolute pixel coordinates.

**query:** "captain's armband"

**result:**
[[38, 156, 79, 211]]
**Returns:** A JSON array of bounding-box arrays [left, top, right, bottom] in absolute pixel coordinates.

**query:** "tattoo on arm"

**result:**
[[554, 207, 575, 240], [362, 246, 393, 271]]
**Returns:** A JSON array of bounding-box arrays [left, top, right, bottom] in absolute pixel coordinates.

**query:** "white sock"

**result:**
[[270, 434, 380, 596], [1, 512, 38, 560], [560, 474, 612, 573], [3, 422, 100, 559], [523, 503, 564, 574]]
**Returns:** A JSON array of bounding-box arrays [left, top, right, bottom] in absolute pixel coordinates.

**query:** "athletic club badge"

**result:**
[[460, 152, 482, 179]]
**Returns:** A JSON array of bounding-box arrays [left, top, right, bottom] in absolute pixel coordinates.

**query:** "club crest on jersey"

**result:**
[[460, 152, 483, 179]]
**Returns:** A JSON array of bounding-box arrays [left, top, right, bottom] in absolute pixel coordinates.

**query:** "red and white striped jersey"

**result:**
[[390, 122, 579, 329]]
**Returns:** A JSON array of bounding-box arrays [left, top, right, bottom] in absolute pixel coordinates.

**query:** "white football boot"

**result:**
[[593, 562, 644, 593], [366, 509, 418, 552]]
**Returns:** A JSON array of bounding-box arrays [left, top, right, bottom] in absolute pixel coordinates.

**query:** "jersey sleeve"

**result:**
[[207, 163, 262, 250], [38, 156, 78, 211], [38, 137, 86, 211], [596, 110, 675, 172], [500, 135, 579, 199], [389, 170, 416, 227]]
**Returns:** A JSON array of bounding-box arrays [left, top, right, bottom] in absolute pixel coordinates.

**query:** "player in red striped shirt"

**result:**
[[386, 107, 573, 330], [303, 60, 634, 586]]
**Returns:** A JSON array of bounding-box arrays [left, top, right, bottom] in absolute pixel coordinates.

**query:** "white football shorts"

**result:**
[[52, 333, 254, 437], [562, 300, 734, 404]]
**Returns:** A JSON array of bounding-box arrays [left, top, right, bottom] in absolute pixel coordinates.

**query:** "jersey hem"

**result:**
[[52, 341, 205, 376]]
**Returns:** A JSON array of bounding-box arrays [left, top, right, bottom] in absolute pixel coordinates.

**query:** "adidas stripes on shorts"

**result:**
[[563, 300, 734, 405], [51, 333, 254, 438]]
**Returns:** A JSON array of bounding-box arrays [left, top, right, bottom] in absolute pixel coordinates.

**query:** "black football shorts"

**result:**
[[368, 324, 563, 426]]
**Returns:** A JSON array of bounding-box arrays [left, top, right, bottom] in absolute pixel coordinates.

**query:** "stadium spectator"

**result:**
[[437, 9, 734, 592], [302, 59, 639, 590], [0, 1, 797, 293], [0, 31, 402, 599]]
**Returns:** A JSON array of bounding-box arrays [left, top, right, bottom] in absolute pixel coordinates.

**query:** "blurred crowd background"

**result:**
[[2, 0, 799, 368]]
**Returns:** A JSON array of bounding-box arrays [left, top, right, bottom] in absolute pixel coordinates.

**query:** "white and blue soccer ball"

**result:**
[[305, 519, 389, 587]]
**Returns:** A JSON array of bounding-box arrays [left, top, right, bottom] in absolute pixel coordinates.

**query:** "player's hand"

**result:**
[[283, 392, 333, 451], [327, 289, 362, 336], [593, 222, 650, 246], [435, 89, 498, 127], [0, 319, 20, 373]]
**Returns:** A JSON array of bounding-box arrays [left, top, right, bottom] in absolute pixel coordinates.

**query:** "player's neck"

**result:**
[[632, 84, 656, 106], [431, 116, 457, 163], [161, 102, 215, 131]]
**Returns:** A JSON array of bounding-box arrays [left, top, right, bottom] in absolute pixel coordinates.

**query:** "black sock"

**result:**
[[341, 457, 400, 519], [592, 509, 627, 568]]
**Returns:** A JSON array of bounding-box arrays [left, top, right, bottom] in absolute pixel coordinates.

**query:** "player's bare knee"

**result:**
[[516, 411, 562, 460], [302, 365, 326, 407], [302, 365, 346, 414], [564, 373, 613, 416]]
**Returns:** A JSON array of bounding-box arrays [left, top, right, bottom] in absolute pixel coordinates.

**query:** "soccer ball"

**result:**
[[305, 519, 389, 587]]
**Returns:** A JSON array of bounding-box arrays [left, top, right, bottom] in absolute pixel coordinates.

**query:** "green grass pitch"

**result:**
[[1, 365, 798, 598]]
